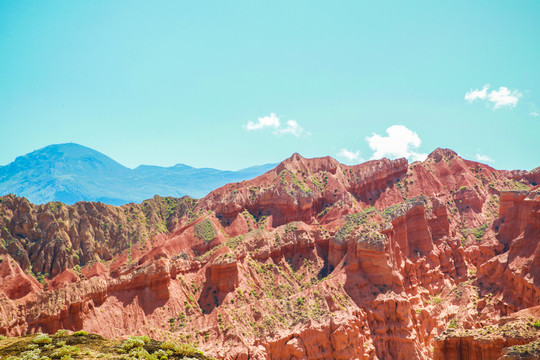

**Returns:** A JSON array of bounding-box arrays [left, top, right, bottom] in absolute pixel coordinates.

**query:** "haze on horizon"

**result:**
[[0, 1, 538, 171]]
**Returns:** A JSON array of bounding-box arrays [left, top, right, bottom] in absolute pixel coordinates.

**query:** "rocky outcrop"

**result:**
[[0, 195, 195, 277], [433, 190, 540, 359], [0, 254, 42, 300], [476, 190, 540, 313], [200, 153, 408, 228], [0, 149, 539, 360], [434, 306, 540, 360]]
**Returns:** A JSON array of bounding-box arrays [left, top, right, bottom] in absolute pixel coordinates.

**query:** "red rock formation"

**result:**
[[434, 306, 540, 360], [0, 149, 538, 360], [477, 190, 540, 313], [200, 153, 408, 228], [81, 261, 109, 280], [50, 269, 80, 290], [0, 254, 42, 300], [0, 195, 194, 277]]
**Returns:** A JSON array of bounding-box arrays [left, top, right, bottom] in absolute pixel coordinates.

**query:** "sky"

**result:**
[[1, 1, 539, 171]]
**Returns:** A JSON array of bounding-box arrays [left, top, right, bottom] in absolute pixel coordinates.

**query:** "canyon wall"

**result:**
[[0, 149, 538, 359]]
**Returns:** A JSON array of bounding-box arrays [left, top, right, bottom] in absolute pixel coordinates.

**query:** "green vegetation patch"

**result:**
[[311, 176, 324, 191], [0, 332, 214, 360], [507, 179, 531, 191], [32, 334, 52, 344], [460, 224, 488, 242], [226, 235, 243, 250], [472, 224, 488, 241], [504, 339, 540, 358], [335, 206, 377, 243], [194, 219, 216, 243], [290, 172, 312, 194], [382, 196, 427, 220]]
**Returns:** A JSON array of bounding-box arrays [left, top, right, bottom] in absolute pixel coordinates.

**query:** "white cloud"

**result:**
[[488, 87, 521, 109], [476, 153, 494, 163], [275, 119, 305, 137], [338, 148, 362, 163], [246, 113, 280, 130], [530, 111, 539, 117], [245, 114, 307, 137], [465, 84, 489, 102], [465, 84, 522, 109], [366, 125, 427, 162]]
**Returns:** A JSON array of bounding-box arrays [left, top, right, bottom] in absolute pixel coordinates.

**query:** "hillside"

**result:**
[[0, 143, 276, 205], [0, 148, 539, 359]]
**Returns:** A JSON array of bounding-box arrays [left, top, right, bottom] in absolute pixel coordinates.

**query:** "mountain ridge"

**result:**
[[0, 147, 539, 359], [0, 143, 277, 205]]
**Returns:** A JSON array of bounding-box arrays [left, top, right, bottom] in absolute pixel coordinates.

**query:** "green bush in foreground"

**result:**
[[121, 335, 151, 351], [50, 345, 80, 359], [53, 329, 71, 338], [2, 332, 214, 360], [160, 341, 204, 357], [7, 348, 42, 360], [122, 338, 146, 351], [32, 334, 52, 344]]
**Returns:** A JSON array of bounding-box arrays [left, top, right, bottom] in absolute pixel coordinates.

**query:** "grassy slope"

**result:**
[[0, 332, 215, 360]]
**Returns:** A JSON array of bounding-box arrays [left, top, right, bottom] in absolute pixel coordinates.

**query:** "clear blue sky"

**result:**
[[1, 1, 538, 170]]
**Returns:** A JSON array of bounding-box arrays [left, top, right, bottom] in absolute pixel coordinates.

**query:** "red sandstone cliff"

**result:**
[[0, 149, 538, 359]]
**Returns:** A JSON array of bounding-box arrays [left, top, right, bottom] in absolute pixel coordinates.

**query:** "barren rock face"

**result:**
[[0, 149, 538, 359]]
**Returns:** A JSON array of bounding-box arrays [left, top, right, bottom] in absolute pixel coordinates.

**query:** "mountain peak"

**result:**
[[35, 142, 99, 153], [427, 148, 458, 162], [15, 143, 117, 164], [0, 144, 276, 204], [276, 153, 339, 175], [289, 152, 305, 161]]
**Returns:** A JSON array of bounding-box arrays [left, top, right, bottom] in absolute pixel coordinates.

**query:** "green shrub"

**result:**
[[473, 224, 488, 241], [12, 349, 41, 360], [175, 344, 204, 357], [53, 330, 70, 338], [35, 273, 48, 285], [50, 345, 80, 359], [137, 335, 150, 344], [33, 334, 52, 344], [154, 349, 168, 360], [448, 318, 458, 328], [121, 336, 149, 351], [122, 338, 145, 351], [72, 330, 88, 336], [160, 342, 204, 357], [127, 347, 152, 360], [160, 341, 177, 351], [428, 295, 443, 305]]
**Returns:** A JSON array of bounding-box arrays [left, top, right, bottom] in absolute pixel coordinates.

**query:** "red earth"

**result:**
[[0, 148, 539, 359]]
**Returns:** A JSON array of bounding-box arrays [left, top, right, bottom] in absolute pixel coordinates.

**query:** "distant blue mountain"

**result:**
[[0, 143, 277, 205]]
